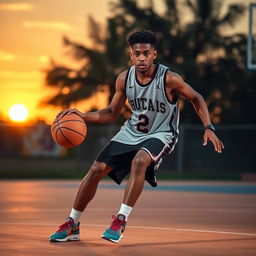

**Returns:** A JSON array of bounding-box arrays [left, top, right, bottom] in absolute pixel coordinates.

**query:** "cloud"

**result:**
[[0, 3, 35, 11], [0, 70, 40, 79], [22, 21, 73, 31], [0, 51, 15, 61]]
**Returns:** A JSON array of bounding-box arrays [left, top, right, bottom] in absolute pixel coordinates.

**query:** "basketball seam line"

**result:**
[[56, 124, 75, 147], [55, 120, 61, 145], [59, 126, 85, 138], [51, 119, 85, 133], [53, 119, 84, 125]]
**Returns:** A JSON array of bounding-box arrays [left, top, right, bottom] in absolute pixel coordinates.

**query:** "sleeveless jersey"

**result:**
[[111, 63, 179, 146]]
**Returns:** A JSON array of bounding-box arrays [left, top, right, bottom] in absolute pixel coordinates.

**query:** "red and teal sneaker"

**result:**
[[101, 214, 127, 243], [49, 217, 80, 242]]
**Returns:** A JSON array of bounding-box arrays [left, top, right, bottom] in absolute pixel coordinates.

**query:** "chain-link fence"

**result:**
[[0, 123, 255, 179]]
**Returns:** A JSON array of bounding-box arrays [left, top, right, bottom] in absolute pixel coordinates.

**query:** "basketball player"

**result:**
[[49, 30, 224, 243]]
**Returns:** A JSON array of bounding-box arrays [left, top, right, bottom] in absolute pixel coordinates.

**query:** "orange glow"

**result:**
[[22, 21, 73, 31]]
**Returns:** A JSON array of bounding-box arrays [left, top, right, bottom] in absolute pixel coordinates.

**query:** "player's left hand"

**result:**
[[203, 129, 224, 153]]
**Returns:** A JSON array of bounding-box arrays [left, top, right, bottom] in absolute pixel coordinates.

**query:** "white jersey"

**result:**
[[112, 63, 179, 146]]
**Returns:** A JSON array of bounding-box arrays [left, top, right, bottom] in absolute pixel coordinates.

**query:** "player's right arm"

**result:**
[[57, 71, 127, 123]]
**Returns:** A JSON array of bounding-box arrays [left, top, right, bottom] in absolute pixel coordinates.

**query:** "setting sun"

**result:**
[[9, 104, 29, 122]]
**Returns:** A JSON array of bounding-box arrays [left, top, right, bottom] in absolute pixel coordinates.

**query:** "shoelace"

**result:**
[[110, 215, 125, 231], [58, 220, 72, 232]]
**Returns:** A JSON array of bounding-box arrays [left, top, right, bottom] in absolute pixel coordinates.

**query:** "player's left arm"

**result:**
[[166, 71, 224, 153]]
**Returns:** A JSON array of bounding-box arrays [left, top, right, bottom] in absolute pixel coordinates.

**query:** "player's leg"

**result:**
[[102, 150, 151, 243], [73, 162, 112, 212], [122, 149, 151, 206], [49, 161, 111, 242]]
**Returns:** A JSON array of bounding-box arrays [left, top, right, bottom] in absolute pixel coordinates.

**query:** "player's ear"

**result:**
[[129, 47, 133, 60], [153, 49, 157, 60]]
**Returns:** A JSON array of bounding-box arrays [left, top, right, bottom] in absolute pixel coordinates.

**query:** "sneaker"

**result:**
[[49, 217, 80, 242], [101, 214, 127, 243]]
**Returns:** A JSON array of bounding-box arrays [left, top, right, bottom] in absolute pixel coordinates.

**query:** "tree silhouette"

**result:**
[[43, 0, 256, 124]]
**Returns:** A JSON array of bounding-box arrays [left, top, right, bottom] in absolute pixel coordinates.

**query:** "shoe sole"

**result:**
[[101, 234, 123, 243], [49, 234, 80, 242]]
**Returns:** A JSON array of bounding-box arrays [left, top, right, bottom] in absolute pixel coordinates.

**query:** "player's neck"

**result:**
[[136, 64, 156, 84]]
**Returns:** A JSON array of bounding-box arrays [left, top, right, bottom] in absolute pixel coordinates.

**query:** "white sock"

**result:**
[[118, 203, 133, 220], [69, 208, 83, 225]]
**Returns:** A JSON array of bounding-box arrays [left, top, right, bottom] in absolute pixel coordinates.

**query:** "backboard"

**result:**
[[247, 3, 256, 70]]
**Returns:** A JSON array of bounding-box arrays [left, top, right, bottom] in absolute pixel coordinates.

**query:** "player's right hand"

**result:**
[[56, 108, 84, 119], [203, 129, 224, 153]]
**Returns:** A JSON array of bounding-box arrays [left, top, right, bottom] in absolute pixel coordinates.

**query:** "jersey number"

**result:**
[[137, 114, 149, 133]]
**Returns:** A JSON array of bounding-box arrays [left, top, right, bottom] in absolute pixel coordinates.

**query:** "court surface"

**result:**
[[0, 180, 256, 256]]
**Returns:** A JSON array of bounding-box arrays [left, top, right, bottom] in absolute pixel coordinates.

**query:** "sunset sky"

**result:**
[[0, 0, 248, 124]]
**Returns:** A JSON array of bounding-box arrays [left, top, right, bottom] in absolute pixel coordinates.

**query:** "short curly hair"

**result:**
[[127, 30, 158, 48]]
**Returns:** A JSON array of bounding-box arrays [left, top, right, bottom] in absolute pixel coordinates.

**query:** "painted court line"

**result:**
[[51, 183, 256, 194], [1, 222, 256, 237], [1, 208, 255, 213]]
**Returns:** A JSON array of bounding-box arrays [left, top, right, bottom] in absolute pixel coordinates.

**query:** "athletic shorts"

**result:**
[[95, 138, 176, 187]]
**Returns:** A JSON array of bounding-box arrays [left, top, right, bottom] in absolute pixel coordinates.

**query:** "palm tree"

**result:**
[[178, 0, 247, 123], [42, 16, 125, 108], [184, 0, 245, 56]]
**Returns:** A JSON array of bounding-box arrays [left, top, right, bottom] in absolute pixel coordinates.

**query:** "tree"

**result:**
[[42, 15, 123, 108], [43, 0, 255, 124]]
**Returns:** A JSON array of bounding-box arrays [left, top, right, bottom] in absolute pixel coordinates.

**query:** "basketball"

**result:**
[[51, 113, 87, 148]]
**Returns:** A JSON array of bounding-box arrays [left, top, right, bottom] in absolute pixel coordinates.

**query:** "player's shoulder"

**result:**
[[165, 69, 182, 81], [117, 69, 129, 83], [115, 69, 130, 90], [117, 69, 129, 81], [165, 69, 184, 87]]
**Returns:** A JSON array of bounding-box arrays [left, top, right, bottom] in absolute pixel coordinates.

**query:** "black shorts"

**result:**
[[95, 138, 175, 187]]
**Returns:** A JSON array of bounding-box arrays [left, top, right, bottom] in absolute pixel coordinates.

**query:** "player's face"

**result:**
[[130, 44, 157, 73]]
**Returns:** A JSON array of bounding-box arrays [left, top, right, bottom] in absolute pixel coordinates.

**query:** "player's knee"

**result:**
[[87, 162, 107, 181], [131, 156, 150, 172]]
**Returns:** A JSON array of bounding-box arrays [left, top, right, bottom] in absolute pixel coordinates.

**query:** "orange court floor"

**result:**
[[0, 180, 256, 256]]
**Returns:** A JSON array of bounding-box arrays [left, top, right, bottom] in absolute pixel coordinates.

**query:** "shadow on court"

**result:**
[[0, 180, 256, 256]]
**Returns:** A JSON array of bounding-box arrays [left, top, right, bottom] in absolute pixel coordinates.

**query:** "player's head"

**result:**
[[127, 30, 158, 73]]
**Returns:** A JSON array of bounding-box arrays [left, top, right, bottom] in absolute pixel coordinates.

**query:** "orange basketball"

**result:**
[[51, 113, 87, 148]]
